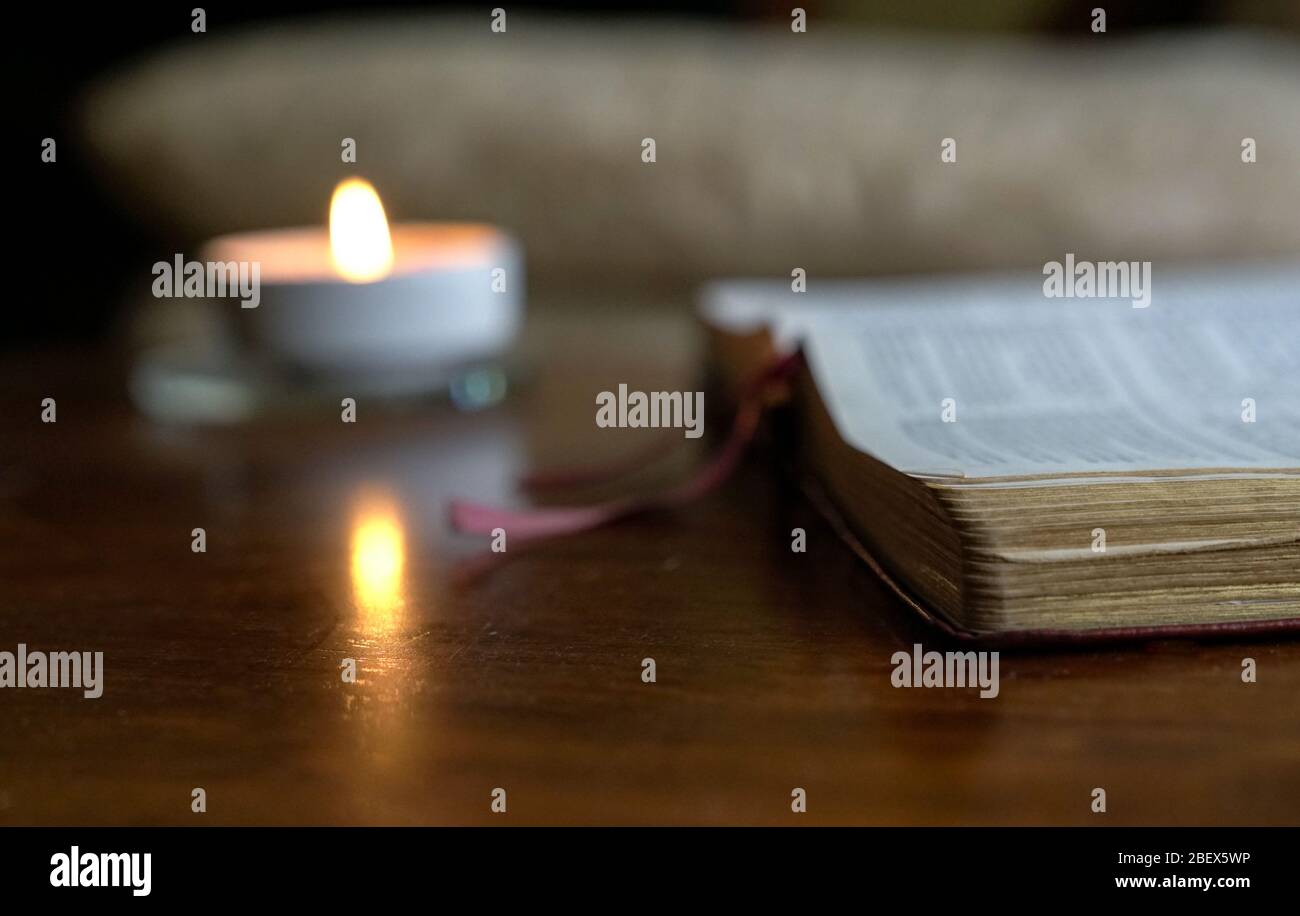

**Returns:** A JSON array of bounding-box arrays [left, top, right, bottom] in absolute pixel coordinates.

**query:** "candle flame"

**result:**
[[329, 178, 395, 283]]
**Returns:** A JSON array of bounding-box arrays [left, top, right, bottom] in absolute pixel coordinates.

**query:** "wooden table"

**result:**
[[2, 305, 1297, 826]]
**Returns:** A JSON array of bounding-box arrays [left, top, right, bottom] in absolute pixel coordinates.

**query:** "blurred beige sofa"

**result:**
[[81, 15, 1300, 294]]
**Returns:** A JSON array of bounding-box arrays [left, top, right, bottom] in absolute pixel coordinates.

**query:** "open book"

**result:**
[[700, 264, 1300, 640]]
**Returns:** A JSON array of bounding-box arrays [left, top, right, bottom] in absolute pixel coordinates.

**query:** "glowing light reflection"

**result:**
[[349, 493, 407, 632]]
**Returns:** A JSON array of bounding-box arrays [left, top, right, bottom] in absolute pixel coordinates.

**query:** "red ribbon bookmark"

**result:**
[[449, 353, 801, 552]]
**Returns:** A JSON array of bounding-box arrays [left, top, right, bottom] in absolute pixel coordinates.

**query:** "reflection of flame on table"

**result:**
[[350, 492, 407, 631]]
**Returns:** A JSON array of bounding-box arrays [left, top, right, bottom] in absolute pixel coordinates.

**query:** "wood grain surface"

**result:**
[[2, 306, 1297, 826]]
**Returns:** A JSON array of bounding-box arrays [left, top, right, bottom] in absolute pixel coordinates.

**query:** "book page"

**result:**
[[705, 264, 1300, 480]]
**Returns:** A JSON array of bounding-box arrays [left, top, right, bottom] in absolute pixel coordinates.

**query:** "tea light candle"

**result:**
[[201, 178, 523, 388]]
